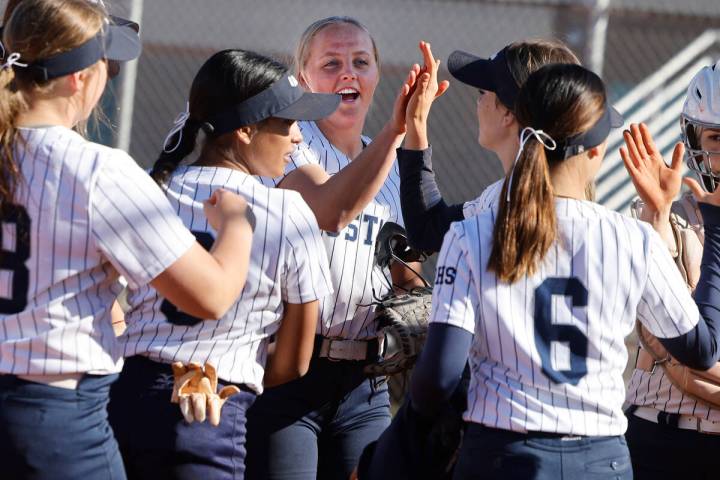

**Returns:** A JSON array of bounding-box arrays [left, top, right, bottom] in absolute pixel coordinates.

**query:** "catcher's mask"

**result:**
[[681, 61, 720, 192]]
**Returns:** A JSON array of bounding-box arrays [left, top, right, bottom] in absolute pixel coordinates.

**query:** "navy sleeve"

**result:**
[[410, 322, 472, 416], [358, 323, 472, 480], [659, 202, 720, 370], [398, 147, 464, 253]]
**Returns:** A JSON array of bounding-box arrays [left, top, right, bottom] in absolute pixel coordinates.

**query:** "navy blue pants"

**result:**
[[245, 357, 391, 480], [108, 356, 256, 480], [0, 373, 126, 480], [453, 423, 632, 480], [626, 413, 720, 479]]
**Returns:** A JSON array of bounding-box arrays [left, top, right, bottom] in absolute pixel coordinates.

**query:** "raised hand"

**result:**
[[404, 41, 450, 150], [684, 176, 720, 207], [406, 41, 450, 125], [620, 123, 684, 216], [390, 63, 421, 135]]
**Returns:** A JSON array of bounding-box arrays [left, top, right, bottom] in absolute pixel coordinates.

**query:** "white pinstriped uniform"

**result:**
[[119, 166, 332, 393], [432, 198, 701, 435], [0, 126, 194, 376], [259, 120, 404, 340], [462, 178, 502, 219], [626, 195, 720, 421]]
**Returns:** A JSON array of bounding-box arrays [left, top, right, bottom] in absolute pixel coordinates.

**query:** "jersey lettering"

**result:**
[[0, 204, 31, 314], [534, 277, 589, 385], [325, 213, 381, 245], [435, 265, 456, 285]]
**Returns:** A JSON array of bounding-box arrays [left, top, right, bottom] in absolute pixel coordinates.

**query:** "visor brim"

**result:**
[[609, 105, 624, 128], [104, 24, 141, 62], [109, 15, 140, 33], [448, 50, 498, 92], [273, 92, 340, 122]]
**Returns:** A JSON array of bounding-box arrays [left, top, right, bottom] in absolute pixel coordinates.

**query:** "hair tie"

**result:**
[[1, 53, 28, 71], [505, 127, 557, 203], [162, 102, 191, 153]]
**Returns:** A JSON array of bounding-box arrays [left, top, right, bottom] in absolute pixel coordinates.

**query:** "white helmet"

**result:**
[[681, 60, 720, 192]]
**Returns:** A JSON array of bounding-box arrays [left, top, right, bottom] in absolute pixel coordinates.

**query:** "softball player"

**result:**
[[399, 40, 580, 253], [622, 62, 720, 479], [108, 49, 337, 480], [0, 2, 253, 478], [363, 63, 720, 480], [245, 17, 441, 480]]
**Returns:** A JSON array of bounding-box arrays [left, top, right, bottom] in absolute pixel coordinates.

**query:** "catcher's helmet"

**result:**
[[681, 61, 720, 192], [374, 222, 427, 269]]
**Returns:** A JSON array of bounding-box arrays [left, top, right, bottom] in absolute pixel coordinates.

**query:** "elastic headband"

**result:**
[[12, 20, 140, 82], [25, 31, 106, 81], [554, 104, 624, 159]]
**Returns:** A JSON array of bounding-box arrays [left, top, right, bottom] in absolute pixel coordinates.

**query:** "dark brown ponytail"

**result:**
[[488, 63, 606, 283]]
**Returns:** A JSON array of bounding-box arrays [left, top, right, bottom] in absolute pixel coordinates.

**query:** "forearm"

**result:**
[[208, 219, 253, 299], [639, 205, 678, 256], [263, 301, 318, 388], [410, 323, 472, 417], [311, 123, 403, 232], [405, 118, 428, 150], [155, 219, 252, 320], [398, 147, 464, 252], [661, 203, 720, 369]]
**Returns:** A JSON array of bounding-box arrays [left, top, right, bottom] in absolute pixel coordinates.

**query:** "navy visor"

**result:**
[[205, 74, 340, 135]]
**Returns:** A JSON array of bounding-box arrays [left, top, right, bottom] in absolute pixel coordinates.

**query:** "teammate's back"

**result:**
[[442, 198, 697, 435], [0, 126, 194, 375], [120, 165, 332, 392]]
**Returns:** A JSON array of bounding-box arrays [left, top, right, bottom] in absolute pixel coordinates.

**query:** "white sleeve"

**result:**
[[637, 228, 700, 338], [281, 193, 333, 304], [90, 152, 195, 289], [430, 222, 477, 334]]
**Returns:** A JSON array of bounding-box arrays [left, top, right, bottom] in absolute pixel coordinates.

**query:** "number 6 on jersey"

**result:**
[[534, 277, 589, 385]]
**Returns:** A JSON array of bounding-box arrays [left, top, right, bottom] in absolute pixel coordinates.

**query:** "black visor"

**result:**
[[448, 47, 520, 110], [552, 104, 624, 159], [17, 19, 141, 81], [205, 74, 340, 136]]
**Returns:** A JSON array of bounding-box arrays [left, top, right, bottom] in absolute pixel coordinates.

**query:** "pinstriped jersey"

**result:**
[[258, 120, 404, 340], [462, 179, 502, 219], [119, 166, 332, 393], [0, 126, 194, 375], [626, 194, 720, 421], [432, 198, 700, 435]]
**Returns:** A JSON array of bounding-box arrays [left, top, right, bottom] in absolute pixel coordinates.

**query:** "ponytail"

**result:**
[[487, 63, 609, 283], [488, 138, 557, 283], [150, 120, 202, 186], [0, 66, 26, 207]]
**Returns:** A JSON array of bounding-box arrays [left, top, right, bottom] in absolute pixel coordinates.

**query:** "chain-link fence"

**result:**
[[4, 0, 719, 280], [3, 0, 718, 204]]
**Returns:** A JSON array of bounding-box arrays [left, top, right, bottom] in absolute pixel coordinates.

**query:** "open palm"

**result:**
[[620, 123, 683, 214]]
